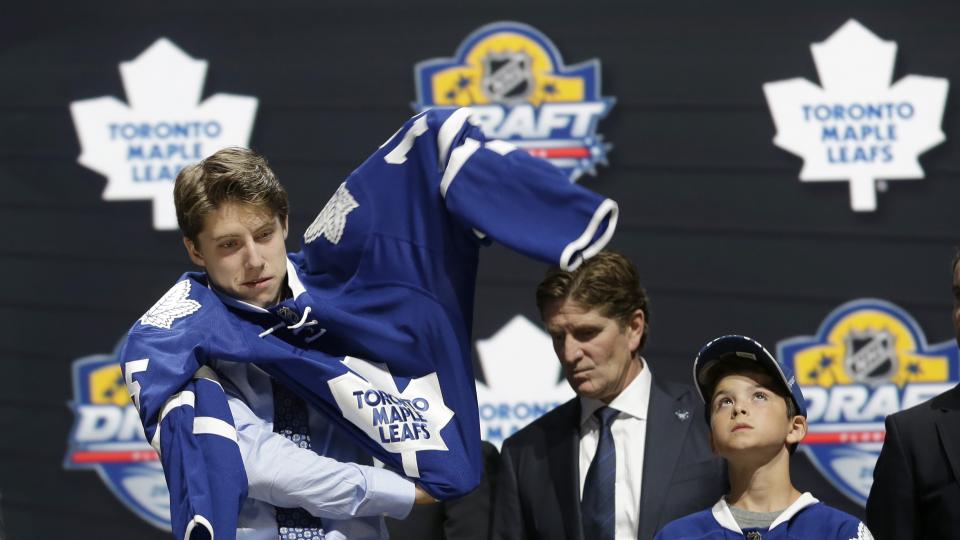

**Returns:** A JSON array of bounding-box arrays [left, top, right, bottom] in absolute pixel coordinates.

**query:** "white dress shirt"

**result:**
[[213, 361, 415, 540], [579, 359, 652, 540]]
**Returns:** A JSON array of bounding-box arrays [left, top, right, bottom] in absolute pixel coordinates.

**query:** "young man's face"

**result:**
[[542, 298, 644, 404], [708, 372, 805, 460], [184, 201, 289, 308]]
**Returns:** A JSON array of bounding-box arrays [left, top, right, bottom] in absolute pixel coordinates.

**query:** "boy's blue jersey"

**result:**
[[653, 493, 873, 540], [120, 107, 618, 539]]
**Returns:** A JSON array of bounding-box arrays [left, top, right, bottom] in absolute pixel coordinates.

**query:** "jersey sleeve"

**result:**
[[387, 107, 618, 271], [120, 279, 248, 539]]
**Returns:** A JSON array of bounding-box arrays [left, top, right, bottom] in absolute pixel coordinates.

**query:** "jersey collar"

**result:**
[[712, 492, 819, 533]]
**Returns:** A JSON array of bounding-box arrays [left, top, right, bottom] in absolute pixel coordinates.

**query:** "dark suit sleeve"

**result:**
[[492, 442, 526, 540], [442, 441, 500, 540], [866, 414, 916, 540]]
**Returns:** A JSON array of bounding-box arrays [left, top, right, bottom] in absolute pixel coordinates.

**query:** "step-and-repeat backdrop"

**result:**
[[2, 1, 958, 537]]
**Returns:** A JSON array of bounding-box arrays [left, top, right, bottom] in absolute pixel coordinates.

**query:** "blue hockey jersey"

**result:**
[[653, 493, 873, 540], [121, 107, 618, 539]]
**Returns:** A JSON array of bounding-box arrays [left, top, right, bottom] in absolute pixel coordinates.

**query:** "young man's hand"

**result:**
[[414, 484, 438, 505]]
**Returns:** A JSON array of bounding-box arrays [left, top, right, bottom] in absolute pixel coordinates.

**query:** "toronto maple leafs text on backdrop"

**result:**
[[764, 19, 947, 211], [71, 38, 258, 229]]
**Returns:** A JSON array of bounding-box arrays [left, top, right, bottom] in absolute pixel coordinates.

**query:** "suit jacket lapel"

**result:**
[[548, 399, 585, 540], [637, 380, 693, 540], [934, 386, 960, 489]]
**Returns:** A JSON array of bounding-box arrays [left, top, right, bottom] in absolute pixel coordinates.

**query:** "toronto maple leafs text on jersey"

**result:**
[[121, 106, 618, 540]]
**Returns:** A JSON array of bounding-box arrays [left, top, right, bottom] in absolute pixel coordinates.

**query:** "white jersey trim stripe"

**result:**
[[437, 107, 473, 167], [151, 390, 197, 453], [183, 514, 214, 540], [193, 416, 239, 443], [440, 138, 481, 199], [484, 139, 516, 156], [559, 198, 619, 271]]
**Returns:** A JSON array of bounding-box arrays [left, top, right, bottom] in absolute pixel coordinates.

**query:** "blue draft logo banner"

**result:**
[[414, 21, 614, 181], [64, 339, 171, 530], [778, 299, 959, 506]]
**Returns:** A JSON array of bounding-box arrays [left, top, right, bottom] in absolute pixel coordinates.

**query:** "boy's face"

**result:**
[[183, 201, 289, 308], [708, 371, 805, 460], [542, 298, 644, 403]]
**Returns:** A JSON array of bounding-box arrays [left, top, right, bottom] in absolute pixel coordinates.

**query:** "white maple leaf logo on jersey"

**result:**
[[328, 357, 454, 478], [764, 19, 948, 211], [851, 522, 875, 540], [140, 280, 201, 329], [71, 38, 258, 229], [304, 182, 359, 244], [475, 315, 573, 449]]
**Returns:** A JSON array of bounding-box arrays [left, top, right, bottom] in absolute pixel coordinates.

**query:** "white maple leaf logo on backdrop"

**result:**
[[328, 357, 454, 478], [71, 38, 258, 229], [140, 280, 201, 329], [475, 315, 573, 449], [764, 19, 948, 211]]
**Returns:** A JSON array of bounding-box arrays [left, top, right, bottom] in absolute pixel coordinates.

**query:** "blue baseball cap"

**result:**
[[693, 335, 807, 418]]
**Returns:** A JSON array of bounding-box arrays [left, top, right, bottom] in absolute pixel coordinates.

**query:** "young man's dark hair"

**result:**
[[174, 147, 288, 243]]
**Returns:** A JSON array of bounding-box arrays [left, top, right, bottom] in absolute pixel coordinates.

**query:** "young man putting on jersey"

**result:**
[[122, 106, 618, 539], [654, 335, 872, 540]]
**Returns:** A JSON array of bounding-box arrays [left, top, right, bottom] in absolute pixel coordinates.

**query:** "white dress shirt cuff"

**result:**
[[357, 466, 416, 519]]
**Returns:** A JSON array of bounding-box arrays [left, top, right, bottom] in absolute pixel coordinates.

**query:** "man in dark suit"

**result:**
[[493, 251, 726, 540], [865, 254, 960, 539]]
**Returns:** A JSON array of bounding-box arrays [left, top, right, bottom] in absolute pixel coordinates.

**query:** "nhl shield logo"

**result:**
[[844, 329, 897, 385], [481, 51, 534, 103], [778, 299, 960, 506], [64, 339, 171, 530], [414, 21, 615, 181]]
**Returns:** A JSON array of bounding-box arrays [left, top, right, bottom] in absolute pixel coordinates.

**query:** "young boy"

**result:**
[[653, 335, 873, 540]]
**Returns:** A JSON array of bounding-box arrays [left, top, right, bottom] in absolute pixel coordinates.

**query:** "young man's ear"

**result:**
[[183, 237, 206, 268], [282, 215, 289, 240], [785, 415, 808, 446]]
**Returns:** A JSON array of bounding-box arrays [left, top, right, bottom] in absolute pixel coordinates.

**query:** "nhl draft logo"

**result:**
[[764, 19, 948, 211], [778, 299, 959, 505], [64, 340, 170, 530], [474, 315, 573, 448], [71, 38, 258, 229], [414, 21, 615, 181]]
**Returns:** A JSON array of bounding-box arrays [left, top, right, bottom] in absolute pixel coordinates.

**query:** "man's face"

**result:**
[[184, 201, 289, 308], [542, 298, 644, 403], [708, 372, 804, 461], [953, 261, 960, 347]]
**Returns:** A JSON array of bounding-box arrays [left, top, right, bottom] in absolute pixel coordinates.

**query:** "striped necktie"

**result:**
[[581, 406, 618, 540]]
